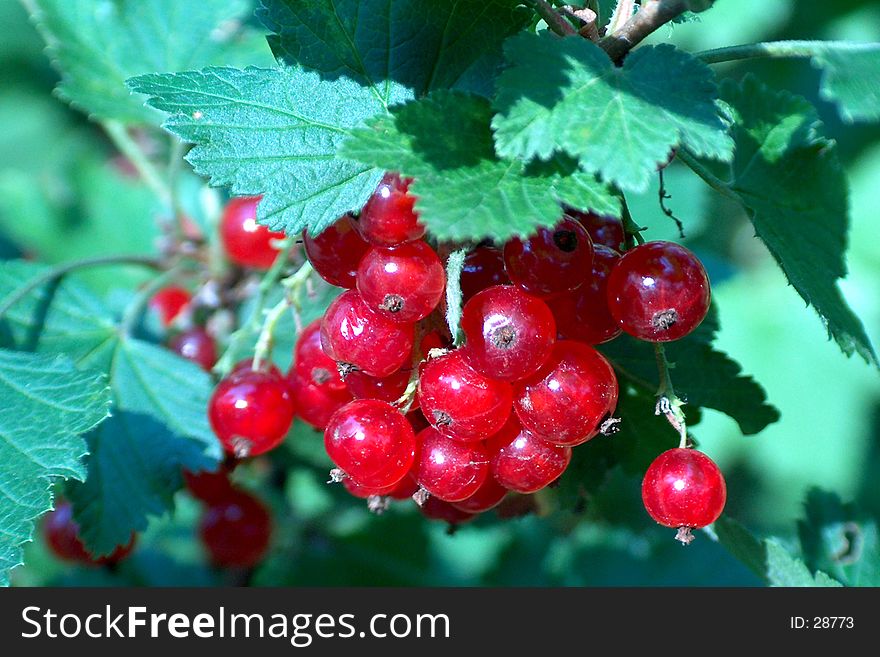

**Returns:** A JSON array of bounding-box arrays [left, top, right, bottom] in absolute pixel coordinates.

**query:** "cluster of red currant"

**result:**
[[154, 173, 728, 557], [42, 501, 135, 567]]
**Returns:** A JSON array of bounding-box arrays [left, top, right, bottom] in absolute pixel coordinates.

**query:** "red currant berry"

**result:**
[[345, 368, 414, 407], [414, 427, 490, 502], [44, 501, 135, 565], [199, 488, 272, 567], [357, 241, 445, 323], [547, 245, 622, 345], [607, 241, 711, 342], [183, 466, 234, 504], [289, 372, 352, 429], [220, 196, 287, 269], [294, 319, 346, 393], [451, 476, 508, 513], [460, 285, 556, 383], [489, 419, 571, 493], [503, 218, 593, 297], [418, 496, 476, 525], [149, 286, 190, 326], [208, 366, 296, 457], [354, 173, 425, 246], [303, 214, 370, 288], [418, 350, 513, 442], [513, 340, 618, 446], [420, 329, 452, 355], [460, 247, 511, 303], [342, 478, 397, 499], [170, 327, 217, 371], [320, 290, 415, 378], [565, 210, 625, 251], [324, 399, 416, 488], [642, 448, 726, 532]]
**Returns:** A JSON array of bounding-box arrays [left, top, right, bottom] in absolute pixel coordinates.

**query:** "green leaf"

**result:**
[[0, 263, 221, 553], [67, 412, 212, 555], [128, 66, 385, 237], [797, 489, 880, 587], [257, 0, 529, 99], [492, 34, 733, 193], [0, 349, 110, 585], [601, 331, 780, 436], [716, 75, 877, 366], [715, 517, 844, 587], [341, 91, 619, 241], [25, 0, 274, 123], [0, 261, 117, 360]]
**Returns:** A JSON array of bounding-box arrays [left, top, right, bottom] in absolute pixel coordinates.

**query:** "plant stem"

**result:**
[[102, 120, 171, 205], [599, 0, 688, 63], [0, 254, 162, 319], [676, 149, 739, 202], [619, 195, 645, 249], [213, 239, 297, 376], [167, 136, 188, 235], [694, 40, 878, 65], [529, 0, 577, 36], [606, 0, 636, 36], [119, 265, 186, 337], [252, 261, 314, 371], [653, 342, 689, 448]]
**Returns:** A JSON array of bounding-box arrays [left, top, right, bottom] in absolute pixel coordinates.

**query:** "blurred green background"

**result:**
[[1, 0, 878, 586]]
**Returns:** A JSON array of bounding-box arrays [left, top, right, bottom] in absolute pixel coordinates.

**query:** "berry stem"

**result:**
[[620, 196, 646, 249], [444, 248, 468, 346], [213, 238, 296, 376], [694, 40, 869, 65], [166, 136, 190, 238], [0, 254, 163, 319], [527, 1, 578, 37], [658, 168, 686, 238], [102, 120, 171, 205], [653, 342, 689, 448], [676, 149, 740, 202], [252, 260, 314, 372]]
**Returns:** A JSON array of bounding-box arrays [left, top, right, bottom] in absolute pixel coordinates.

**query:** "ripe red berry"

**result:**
[[417, 350, 513, 442], [547, 245, 622, 345], [513, 341, 618, 447], [451, 476, 508, 513], [294, 319, 346, 393], [460, 285, 556, 382], [324, 399, 416, 488], [199, 488, 272, 567], [460, 246, 511, 303], [418, 497, 477, 525], [414, 427, 490, 502], [289, 372, 352, 429], [150, 286, 190, 326], [44, 501, 135, 565], [303, 214, 370, 288], [343, 473, 419, 501], [208, 365, 296, 457], [170, 327, 217, 371], [607, 241, 711, 342], [357, 241, 445, 323], [320, 290, 415, 378], [183, 466, 234, 504], [488, 419, 571, 493], [642, 448, 726, 532], [354, 173, 425, 246], [565, 210, 625, 251], [503, 218, 593, 298], [345, 368, 414, 407], [220, 196, 287, 269]]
